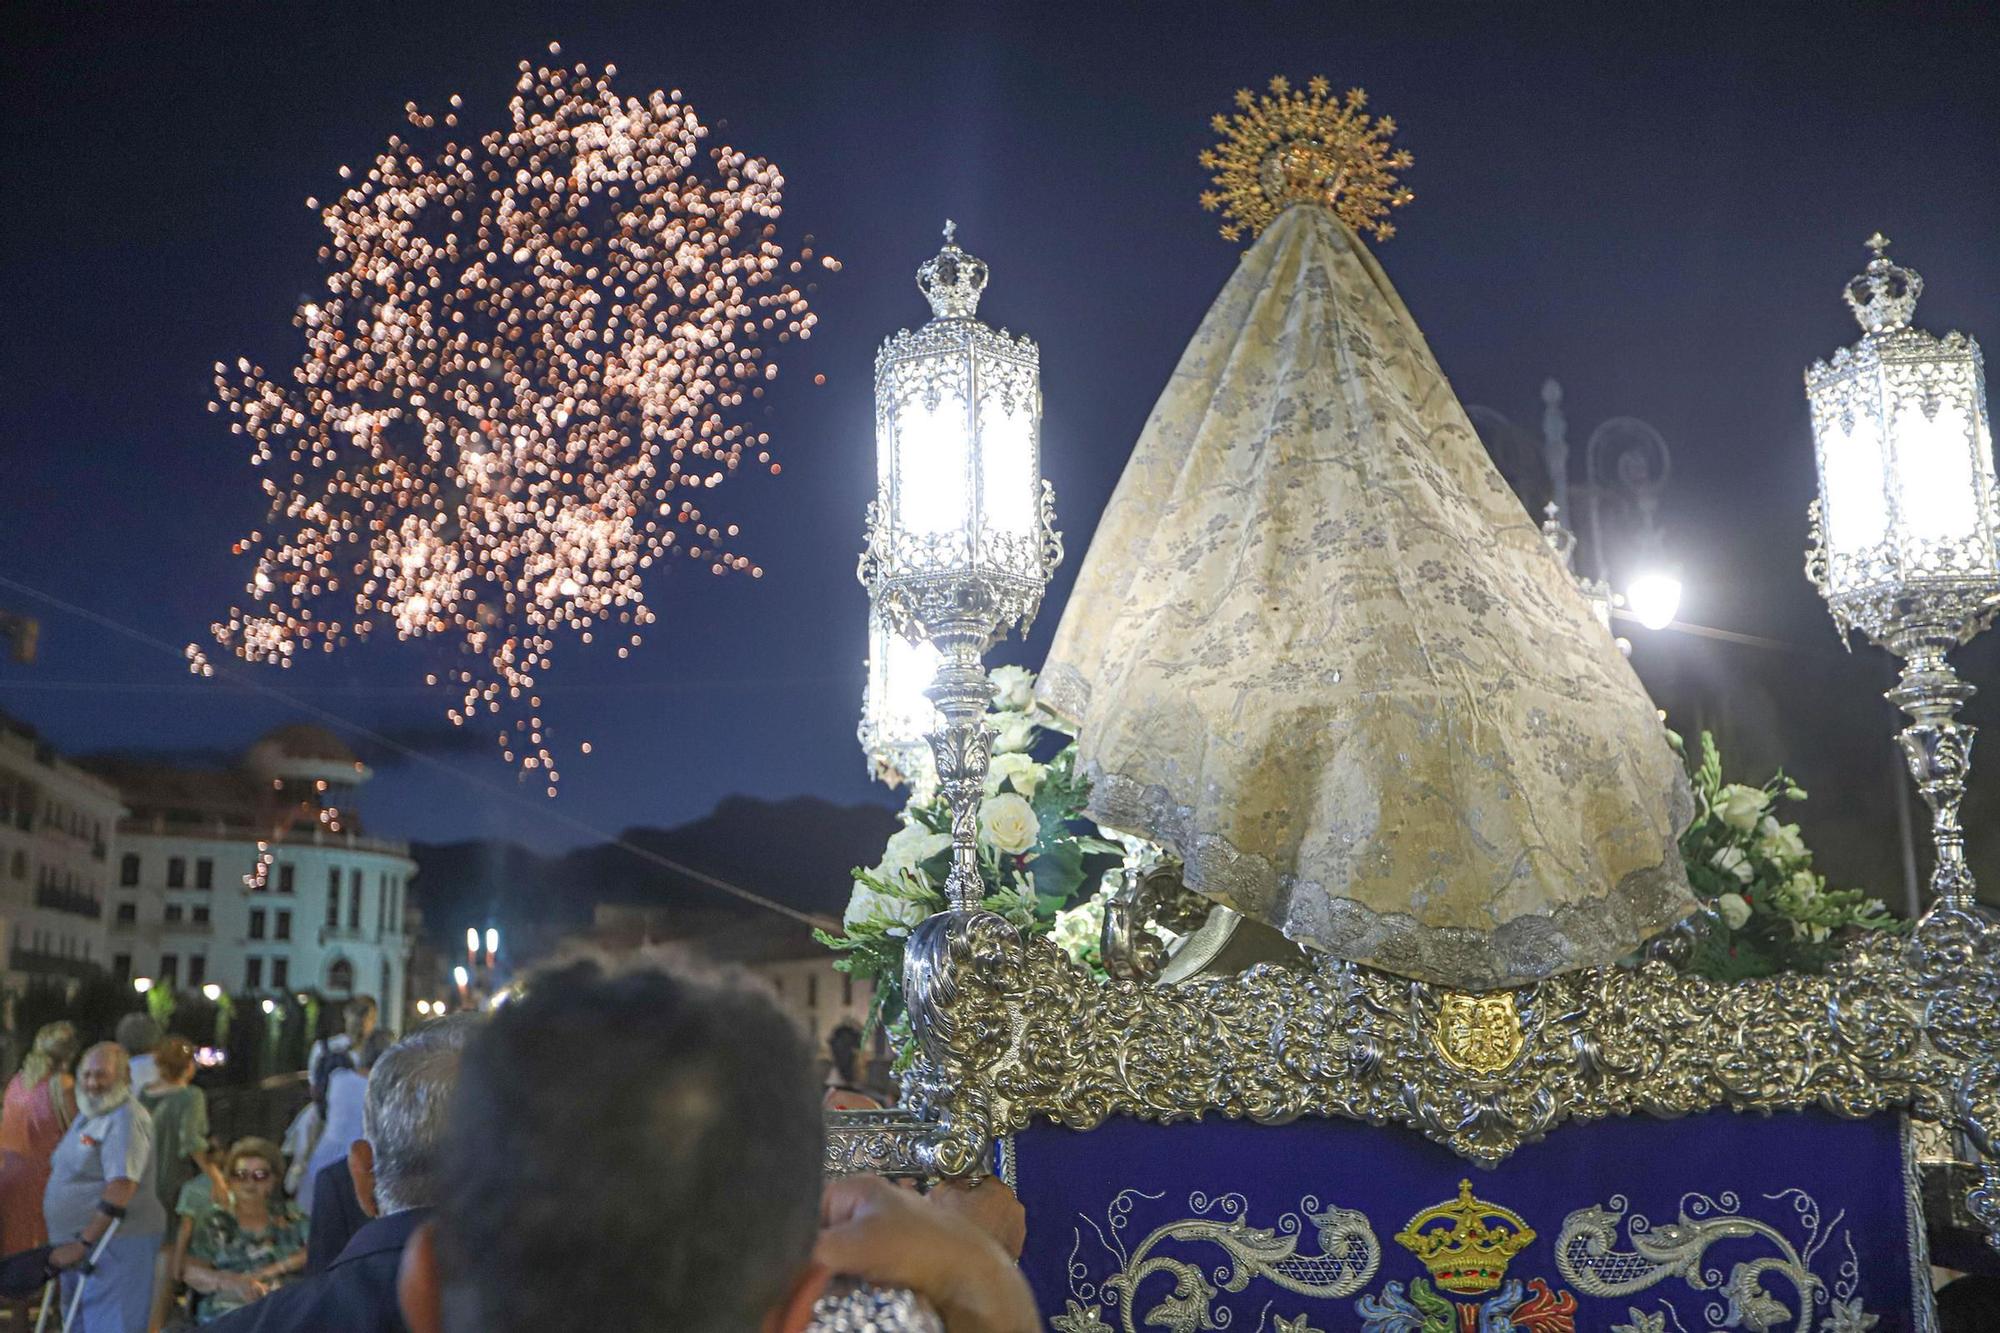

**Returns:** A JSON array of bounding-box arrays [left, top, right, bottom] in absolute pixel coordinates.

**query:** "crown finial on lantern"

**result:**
[[916, 219, 988, 320], [1198, 74, 1414, 244], [1843, 231, 1923, 334]]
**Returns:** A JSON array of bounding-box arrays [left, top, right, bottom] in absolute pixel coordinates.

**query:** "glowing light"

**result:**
[[466, 926, 480, 955], [454, 965, 470, 989], [1626, 573, 1683, 631], [202, 983, 223, 1001], [198, 54, 829, 788], [261, 999, 278, 1015], [485, 926, 500, 955], [132, 977, 153, 994], [415, 999, 432, 1016]]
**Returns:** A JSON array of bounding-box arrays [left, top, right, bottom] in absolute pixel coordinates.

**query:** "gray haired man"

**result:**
[[207, 1015, 477, 1333]]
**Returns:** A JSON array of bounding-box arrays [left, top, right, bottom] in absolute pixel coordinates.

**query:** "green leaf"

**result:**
[[1029, 840, 1087, 907]]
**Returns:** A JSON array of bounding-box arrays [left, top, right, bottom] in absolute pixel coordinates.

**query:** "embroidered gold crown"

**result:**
[[1198, 75, 1413, 244], [1393, 1180, 1536, 1295]]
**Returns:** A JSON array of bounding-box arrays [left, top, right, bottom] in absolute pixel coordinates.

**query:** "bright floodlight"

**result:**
[[454, 965, 471, 989], [485, 927, 499, 955], [1626, 573, 1683, 631], [260, 999, 277, 1015], [466, 926, 480, 954], [201, 983, 223, 1001], [132, 977, 153, 994]]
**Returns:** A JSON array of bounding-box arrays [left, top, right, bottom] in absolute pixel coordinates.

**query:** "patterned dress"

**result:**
[[188, 1201, 309, 1323]]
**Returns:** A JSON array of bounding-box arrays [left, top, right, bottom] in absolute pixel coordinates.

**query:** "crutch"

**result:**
[[34, 1218, 121, 1333]]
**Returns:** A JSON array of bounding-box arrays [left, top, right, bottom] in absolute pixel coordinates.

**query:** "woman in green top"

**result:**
[[137, 1036, 209, 1218], [184, 1138, 309, 1323], [139, 1035, 211, 1332]]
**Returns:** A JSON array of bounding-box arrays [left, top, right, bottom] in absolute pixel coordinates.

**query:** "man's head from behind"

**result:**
[[350, 1015, 477, 1217], [114, 1012, 159, 1058], [401, 958, 826, 1333]]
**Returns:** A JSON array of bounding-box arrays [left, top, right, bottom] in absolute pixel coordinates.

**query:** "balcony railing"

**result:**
[[34, 886, 103, 919], [9, 948, 99, 980]]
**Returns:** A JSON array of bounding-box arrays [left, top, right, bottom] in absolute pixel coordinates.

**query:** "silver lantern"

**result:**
[[859, 222, 1062, 913]]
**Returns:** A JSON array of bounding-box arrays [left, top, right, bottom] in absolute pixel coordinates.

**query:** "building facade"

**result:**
[[86, 726, 416, 1029], [0, 712, 123, 991]]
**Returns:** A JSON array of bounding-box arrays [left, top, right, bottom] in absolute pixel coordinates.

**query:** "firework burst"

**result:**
[[196, 45, 833, 794]]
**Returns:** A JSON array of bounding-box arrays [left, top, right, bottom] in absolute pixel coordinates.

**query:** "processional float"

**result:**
[[838, 78, 2000, 1332]]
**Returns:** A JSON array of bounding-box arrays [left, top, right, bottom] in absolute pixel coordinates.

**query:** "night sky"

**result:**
[[3, 4, 1997, 901]]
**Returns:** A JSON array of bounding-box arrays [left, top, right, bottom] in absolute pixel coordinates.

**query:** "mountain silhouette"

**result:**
[[409, 793, 898, 956]]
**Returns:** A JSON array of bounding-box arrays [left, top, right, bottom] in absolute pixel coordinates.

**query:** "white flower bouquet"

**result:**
[[1674, 729, 1903, 980], [816, 667, 1125, 1063]]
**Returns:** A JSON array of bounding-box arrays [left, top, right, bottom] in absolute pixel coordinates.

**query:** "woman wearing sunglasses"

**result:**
[[183, 1138, 309, 1323]]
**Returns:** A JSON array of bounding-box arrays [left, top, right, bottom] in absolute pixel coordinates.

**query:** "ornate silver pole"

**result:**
[[1887, 626, 1979, 913], [924, 617, 999, 913]]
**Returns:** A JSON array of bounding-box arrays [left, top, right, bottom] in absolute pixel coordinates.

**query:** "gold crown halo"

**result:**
[[1199, 75, 1414, 243], [1392, 1179, 1536, 1295]]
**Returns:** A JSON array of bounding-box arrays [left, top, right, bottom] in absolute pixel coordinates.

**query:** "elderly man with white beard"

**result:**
[[44, 1041, 168, 1331]]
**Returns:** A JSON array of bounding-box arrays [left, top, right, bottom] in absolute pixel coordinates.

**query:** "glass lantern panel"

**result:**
[[1891, 396, 1982, 552], [877, 623, 943, 742], [1817, 397, 1890, 572], [891, 388, 972, 539], [978, 389, 1037, 543]]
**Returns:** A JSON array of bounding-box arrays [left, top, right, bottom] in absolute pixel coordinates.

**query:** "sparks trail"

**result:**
[[197, 43, 840, 795]]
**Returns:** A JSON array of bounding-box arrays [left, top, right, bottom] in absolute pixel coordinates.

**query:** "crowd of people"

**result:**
[[0, 962, 1037, 1332]]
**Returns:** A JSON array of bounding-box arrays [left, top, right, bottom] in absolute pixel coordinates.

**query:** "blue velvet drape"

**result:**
[[1010, 1109, 1923, 1332]]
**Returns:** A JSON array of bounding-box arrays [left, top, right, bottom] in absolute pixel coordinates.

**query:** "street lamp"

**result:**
[[859, 599, 943, 792], [1477, 384, 1679, 639], [1625, 572, 1684, 632], [1806, 234, 2000, 918], [859, 222, 1062, 913], [485, 927, 499, 962]]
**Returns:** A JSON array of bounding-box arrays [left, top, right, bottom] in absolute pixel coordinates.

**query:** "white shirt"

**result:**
[[44, 1097, 167, 1238], [299, 1066, 367, 1212]]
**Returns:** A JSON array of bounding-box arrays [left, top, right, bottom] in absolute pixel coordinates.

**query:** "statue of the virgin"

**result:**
[[1039, 79, 1696, 990]]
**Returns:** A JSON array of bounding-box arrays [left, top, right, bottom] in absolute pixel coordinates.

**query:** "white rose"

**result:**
[[989, 664, 1036, 712], [990, 712, 1036, 755], [880, 821, 951, 875], [1758, 818, 1808, 864], [1716, 891, 1752, 930], [1710, 845, 1753, 884], [979, 792, 1041, 855], [1786, 870, 1821, 904], [984, 751, 1044, 799], [1711, 783, 1770, 832]]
